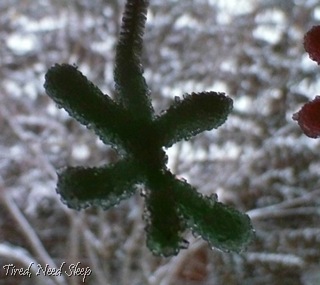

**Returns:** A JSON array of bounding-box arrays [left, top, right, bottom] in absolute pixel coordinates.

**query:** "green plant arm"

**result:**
[[57, 159, 142, 210], [172, 178, 253, 252], [45, 64, 131, 152], [155, 92, 233, 147], [114, 0, 153, 119]]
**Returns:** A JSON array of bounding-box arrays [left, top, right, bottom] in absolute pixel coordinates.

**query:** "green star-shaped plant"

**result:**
[[44, 0, 253, 256]]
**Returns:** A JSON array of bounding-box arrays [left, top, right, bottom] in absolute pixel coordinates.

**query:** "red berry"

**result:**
[[293, 96, 320, 138], [304, 25, 320, 65]]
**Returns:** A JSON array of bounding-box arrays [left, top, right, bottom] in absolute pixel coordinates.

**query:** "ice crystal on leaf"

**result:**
[[44, 0, 253, 256]]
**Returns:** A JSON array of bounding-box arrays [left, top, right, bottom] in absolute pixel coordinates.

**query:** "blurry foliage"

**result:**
[[1, 0, 320, 284]]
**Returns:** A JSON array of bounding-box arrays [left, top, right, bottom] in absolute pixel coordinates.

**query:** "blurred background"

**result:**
[[1, 0, 320, 284]]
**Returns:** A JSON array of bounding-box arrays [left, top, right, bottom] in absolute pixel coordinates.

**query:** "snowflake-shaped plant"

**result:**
[[44, 0, 253, 256]]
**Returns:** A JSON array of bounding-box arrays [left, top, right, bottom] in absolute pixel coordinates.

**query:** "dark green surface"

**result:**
[[44, 0, 253, 256]]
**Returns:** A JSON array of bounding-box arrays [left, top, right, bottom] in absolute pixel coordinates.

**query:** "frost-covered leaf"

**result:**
[[44, 64, 131, 150], [56, 159, 142, 210], [173, 179, 253, 252], [156, 92, 233, 147], [144, 172, 186, 256]]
